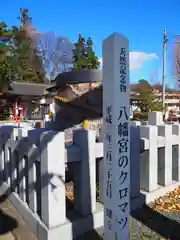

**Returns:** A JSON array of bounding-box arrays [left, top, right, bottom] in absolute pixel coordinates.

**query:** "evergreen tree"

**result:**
[[135, 80, 162, 112], [0, 9, 46, 85], [73, 34, 100, 71], [86, 37, 100, 69], [0, 22, 11, 61], [12, 8, 45, 83], [0, 22, 15, 89]]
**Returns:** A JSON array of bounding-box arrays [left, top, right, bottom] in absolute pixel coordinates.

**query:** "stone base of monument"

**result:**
[[140, 181, 180, 204], [62, 202, 104, 239], [130, 195, 145, 211]]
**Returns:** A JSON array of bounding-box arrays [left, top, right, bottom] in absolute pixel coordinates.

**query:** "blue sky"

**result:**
[[1, 0, 180, 87]]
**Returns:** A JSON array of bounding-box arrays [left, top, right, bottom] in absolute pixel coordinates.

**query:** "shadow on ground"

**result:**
[[73, 229, 102, 240], [74, 204, 180, 239], [132, 204, 180, 240], [0, 209, 18, 235]]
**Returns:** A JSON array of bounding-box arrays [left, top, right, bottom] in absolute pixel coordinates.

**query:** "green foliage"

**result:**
[[0, 22, 13, 62], [0, 22, 15, 89], [12, 8, 45, 83], [135, 79, 163, 112], [73, 34, 100, 71], [12, 32, 44, 83], [0, 8, 45, 86]]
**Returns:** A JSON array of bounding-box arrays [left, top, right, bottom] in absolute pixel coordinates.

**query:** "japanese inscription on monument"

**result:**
[[103, 33, 130, 240]]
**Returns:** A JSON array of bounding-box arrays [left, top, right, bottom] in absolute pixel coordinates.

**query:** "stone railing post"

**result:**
[[132, 121, 141, 127], [0, 128, 5, 183], [73, 129, 96, 216], [158, 125, 172, 186], [130, 125, 141, 209], [148, 111, 163, 126], [4, 132, 11, 185], [16, 128, 27, 202], [98, 157, 104, 204], [28, 129, 40, 213], [10, 128, 20, 193], [40, 131, 66, 228], [28, 128, 47, 211], [140, 125, 158, 191], [172, 124, 180, 181]]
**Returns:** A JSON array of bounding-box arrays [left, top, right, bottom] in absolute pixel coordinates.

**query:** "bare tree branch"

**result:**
[[36, 32, 73, 80], [174, 36, 180, 78]]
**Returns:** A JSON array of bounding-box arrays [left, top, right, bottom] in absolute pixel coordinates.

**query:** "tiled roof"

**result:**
[[8, 82, 51, 96], [52, 85, 102, 130], [53, 69, 102, 86]]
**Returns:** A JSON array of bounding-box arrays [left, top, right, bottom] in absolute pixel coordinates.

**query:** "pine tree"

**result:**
[[0, 22, 15, 89], [0, 22, 11, 61], [73, 34, 86, 71], [135, 80, 162, 112], [12, 8, 45, 83], [73, 34, 100, 71], [86, 37, 100, 69]]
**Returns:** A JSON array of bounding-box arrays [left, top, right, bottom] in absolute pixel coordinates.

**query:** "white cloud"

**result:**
[[99, 58, 103, 66], [99, 51, 159, 70], [130, 52, 159, 70]]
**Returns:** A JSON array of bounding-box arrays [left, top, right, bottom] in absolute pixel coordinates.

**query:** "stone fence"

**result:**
[[0, 112, 180, 239]]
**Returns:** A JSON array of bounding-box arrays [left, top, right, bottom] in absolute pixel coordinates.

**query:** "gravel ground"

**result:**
[[74, 204, 180, 240], [66, 182, 180, 239]]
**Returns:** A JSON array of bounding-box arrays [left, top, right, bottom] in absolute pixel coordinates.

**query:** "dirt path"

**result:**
[[0, 197, 36, 240]]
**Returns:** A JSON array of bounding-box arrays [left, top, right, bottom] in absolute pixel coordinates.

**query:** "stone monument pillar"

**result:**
[[103, 33, 130, 240]]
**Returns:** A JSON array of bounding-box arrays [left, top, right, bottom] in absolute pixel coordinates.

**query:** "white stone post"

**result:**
[[103, 33, 130, 240], [15, 128, 26, 201], [99, 158, 104, 204], [140, 126, 158, 191], [132, 121, 141, 127], [130, 125, 140, 210], [73, 129, 96, 216], [0, 130, 4, 182], [148, 112, 163, 126], [28, 128, 47, 213], [40, 131, 66, 228], [28, 131, 39, 213], [4, 139, 10, 185], [172, 124, 180, 181], [157, 125, 172, 186], [0, 126, 15, 185], [10, 129, 19, 192]]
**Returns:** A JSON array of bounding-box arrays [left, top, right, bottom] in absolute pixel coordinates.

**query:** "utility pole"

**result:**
[[162, 28, 168, 111]]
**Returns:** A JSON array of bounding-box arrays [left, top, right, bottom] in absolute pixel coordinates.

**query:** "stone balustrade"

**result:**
[[0, 112, 180, 239]]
